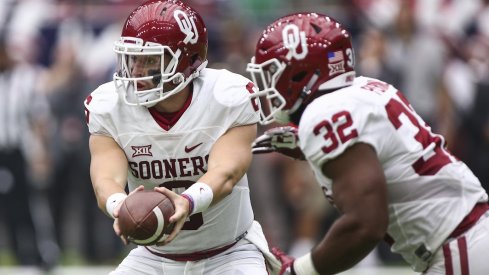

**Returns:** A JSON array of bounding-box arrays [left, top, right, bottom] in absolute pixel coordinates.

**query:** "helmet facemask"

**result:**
[[113, 37, 186, 107], [246, 57, 288, 125]]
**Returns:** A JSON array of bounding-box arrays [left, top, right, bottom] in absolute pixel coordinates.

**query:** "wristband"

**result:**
[[106, 193, 127, 219], [293, 253, 319, 275], [181, 194, 194, 214], [181, 182, 213, 215]]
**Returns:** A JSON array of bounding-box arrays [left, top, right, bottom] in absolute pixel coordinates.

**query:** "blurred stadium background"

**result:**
[[0, 0, 488, 274]]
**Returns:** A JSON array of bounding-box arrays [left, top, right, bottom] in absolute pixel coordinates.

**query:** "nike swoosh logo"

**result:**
[[185, 142, 203, 153]]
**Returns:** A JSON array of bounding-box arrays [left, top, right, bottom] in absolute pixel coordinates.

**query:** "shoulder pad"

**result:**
[[85, 82, 119, 114], [212, 70, 253, 107]]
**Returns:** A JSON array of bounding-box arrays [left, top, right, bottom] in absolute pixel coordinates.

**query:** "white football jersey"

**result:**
[[85, 68, 259, 254], [298, 76, 488, 272]]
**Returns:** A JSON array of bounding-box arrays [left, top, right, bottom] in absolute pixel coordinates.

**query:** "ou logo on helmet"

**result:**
[[282, 24, 308, 61], [174, 10, 199, 45]]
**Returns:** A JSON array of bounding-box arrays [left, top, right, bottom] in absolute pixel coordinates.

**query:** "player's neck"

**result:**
[[153, 86, 191, 113]]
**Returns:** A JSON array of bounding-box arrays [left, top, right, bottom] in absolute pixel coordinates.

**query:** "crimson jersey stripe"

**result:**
[[245, 82, 259, 112]]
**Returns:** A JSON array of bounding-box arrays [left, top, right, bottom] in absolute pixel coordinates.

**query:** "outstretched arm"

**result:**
[[201, 123, 257, 202], [89, 135, 128, 217]]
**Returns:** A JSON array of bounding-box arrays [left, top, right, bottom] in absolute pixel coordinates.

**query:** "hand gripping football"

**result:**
[[118, 190, 175, 245]]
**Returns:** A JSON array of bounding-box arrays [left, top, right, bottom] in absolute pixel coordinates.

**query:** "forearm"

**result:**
[[198, 125, 254, 204], [92, 177, 127, 213], [181, 124, 254, 214], [89, 135, 129, 216], [198, 164, 247, 203], [305, 214, 383, 275], [178, 162, 247, 217]]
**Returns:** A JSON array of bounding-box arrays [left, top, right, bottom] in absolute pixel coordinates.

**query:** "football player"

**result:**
[[247, 12, 489, 275], [84, 0, 280, 274]]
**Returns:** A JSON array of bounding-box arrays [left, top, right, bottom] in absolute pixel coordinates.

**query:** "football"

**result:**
[[118, 190, 175, 245]]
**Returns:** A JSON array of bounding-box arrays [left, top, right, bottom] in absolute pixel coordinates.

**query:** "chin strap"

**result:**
[[176, 59, 208, 85], [192, 60, 208, 79], [288, 71, 319, 115]]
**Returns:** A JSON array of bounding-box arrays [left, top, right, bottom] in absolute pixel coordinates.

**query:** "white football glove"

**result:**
[[252, 126, 305, 160]]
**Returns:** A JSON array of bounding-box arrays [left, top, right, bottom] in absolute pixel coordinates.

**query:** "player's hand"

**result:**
[[271, 247, 296, 275], [153, 187, 190, 246], [113, 185, 144, 245], [252, 126, 305, 160]]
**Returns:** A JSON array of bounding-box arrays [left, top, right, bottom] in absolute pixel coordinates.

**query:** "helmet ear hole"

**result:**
[[190, 53, 199, 64], [292, 71, 307, 82]]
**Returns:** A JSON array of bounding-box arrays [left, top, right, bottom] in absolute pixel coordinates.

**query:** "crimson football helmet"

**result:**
[[114, 0, 208, 107], [247, 13, 356, 124]]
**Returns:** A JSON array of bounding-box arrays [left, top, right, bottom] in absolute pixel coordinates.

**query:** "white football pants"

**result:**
[[424, 210, 489, 275], [109, 221, 278, 275]]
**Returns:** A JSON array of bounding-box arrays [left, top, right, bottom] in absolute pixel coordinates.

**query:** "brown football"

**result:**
[[118, 190, 175, 245]]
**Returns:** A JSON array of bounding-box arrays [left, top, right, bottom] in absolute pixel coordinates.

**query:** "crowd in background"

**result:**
[[0, 0, 488, 271]]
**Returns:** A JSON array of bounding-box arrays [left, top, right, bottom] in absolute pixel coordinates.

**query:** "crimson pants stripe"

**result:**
[[457, 237, 469, 275], [443, 236, 470, 275], [443, 243, 453, 275]]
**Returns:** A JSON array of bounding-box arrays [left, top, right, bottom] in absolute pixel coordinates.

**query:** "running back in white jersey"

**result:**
[[298, 76, 488, 272], [85, 68, 259, 254]]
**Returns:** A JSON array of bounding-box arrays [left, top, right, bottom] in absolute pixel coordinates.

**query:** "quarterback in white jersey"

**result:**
[[87, 68, 259, 253], [84, 1, 279, 274], [248, 13, 489, 275]]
